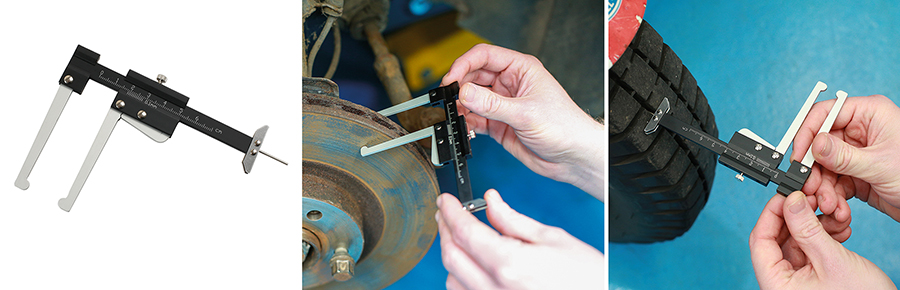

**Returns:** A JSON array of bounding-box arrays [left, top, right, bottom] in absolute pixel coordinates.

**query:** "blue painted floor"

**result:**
[[610, 1, 900, 289]]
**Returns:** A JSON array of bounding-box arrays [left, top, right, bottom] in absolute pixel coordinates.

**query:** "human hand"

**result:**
[[441, 44, 604, 200], [436, 190, 605, 290], [749, 191, 894, 289], [792, 95, 900, 222]]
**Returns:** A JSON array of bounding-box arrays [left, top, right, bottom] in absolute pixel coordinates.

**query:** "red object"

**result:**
[[608, 0, 646, 65]]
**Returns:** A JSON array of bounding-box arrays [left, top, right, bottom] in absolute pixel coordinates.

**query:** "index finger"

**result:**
[[790, 98, 836, 163], [441, 44, 530, 87], [749, 194, 791, 276], [436, 193, 518, 272], [791, 96, 867, 162]]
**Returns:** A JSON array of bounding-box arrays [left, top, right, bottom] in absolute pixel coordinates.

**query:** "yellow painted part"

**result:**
[[401, 31, 489, 91], [386, 13, 490, 91]]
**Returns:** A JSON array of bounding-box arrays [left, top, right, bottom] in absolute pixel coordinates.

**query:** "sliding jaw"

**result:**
[[58, 108, 170, 211]]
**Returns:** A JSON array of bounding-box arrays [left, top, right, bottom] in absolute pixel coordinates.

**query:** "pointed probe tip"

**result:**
[[259, 150, 288, 165]]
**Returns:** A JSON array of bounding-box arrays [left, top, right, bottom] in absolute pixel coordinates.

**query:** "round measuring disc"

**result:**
[[302, 90, 439, 290]]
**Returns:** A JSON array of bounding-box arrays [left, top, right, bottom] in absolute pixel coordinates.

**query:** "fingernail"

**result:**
[[489, 189, 503, 203], [789, 193, 805, 214], [434, 210, 441, 222], [462, 83, 475, 103], [819, 134, 834, 157], [436, 194, 443, 207]]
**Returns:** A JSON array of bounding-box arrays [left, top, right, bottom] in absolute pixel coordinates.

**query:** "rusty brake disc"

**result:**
[[302, 80, 439, 289]]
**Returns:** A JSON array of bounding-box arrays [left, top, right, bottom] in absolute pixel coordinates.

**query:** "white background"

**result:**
[[0, 1, 302, 289]]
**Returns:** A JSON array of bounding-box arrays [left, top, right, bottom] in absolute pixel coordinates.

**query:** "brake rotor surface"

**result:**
[[302, 89, 439, 289]]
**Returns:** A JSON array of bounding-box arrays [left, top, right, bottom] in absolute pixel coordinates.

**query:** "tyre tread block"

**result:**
[[609, 82, 641, 136], [631, 21, 664, 68], [609, 20, 718, 243], [658, 44, 683, 88], [609, 109, 655, 156]]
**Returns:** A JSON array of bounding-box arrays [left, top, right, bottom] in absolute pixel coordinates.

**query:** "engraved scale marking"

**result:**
[[647, 82, 847, 195], [99, 70, 222, 134]]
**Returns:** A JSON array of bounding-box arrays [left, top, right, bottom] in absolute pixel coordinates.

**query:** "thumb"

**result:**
[[484, 189, 557, 243], [782, 191, 844, 267], [459, 83, 522, 126], [812, 132, 877, 179]]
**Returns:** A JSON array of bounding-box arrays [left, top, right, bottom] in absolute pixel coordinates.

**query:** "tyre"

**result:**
[[608, 21, 719, 243]]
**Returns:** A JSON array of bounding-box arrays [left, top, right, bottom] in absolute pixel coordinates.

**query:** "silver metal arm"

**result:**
[[15, 85, 74, 190], [800, 90, 847, 167], [58, 108, 123, 212], [360, 126, 434, 157], [776, 81, 828, 154], [121, 114, 170, 143], [377, 93, 430, 117], [737, 128, 774, 150]]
